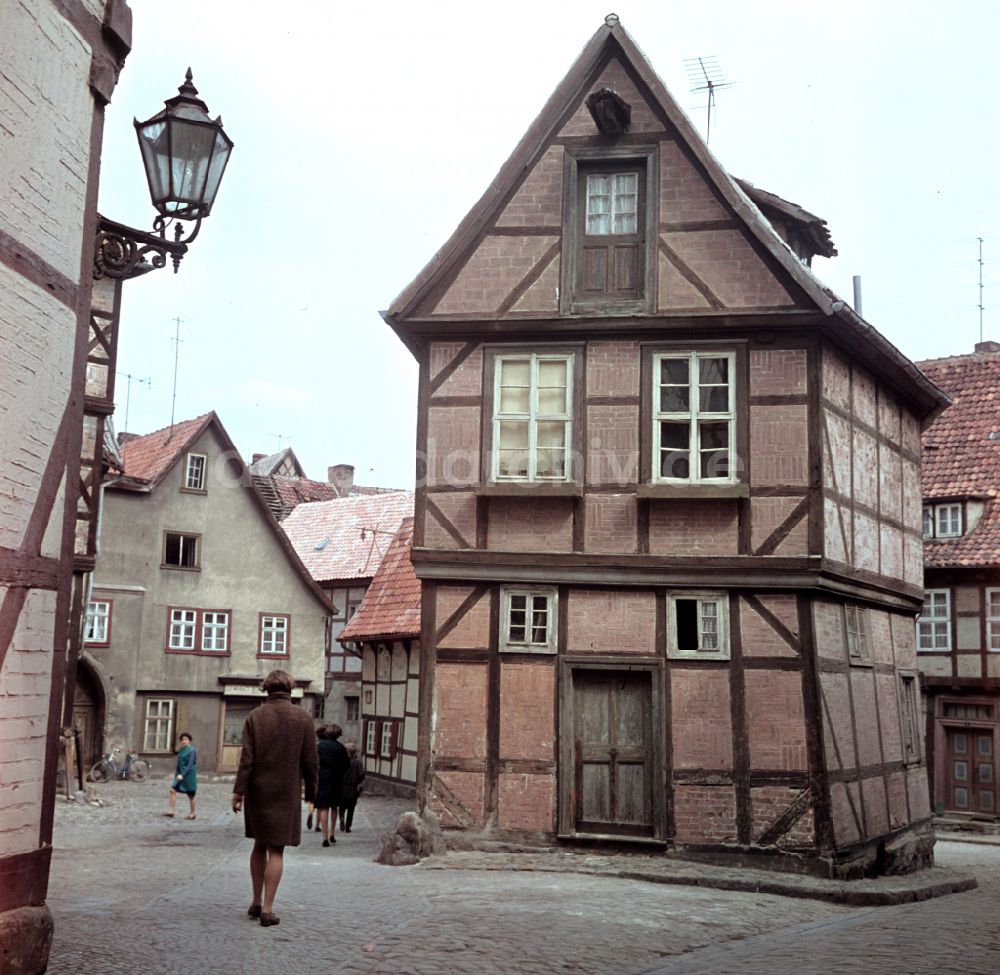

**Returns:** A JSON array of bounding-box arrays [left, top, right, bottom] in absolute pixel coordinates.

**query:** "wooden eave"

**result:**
[[382, 18, 950, 424]]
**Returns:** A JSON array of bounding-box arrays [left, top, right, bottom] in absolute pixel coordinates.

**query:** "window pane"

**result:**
[[699, 357, 729, 385], [530, 595, 549, 643], [537, 386, 567, 414], [700, 601, 719, 650], [509, 594, 527, 643], [499, 360, 531, 413], [499, 384, 531, 413], [586, 175, 611, 234], [660, 359, 689, 385], [699, 422, 729, 479], [699, 386, 730, 412], [498, 421, 529, 478], [922, 508, 933, 537]]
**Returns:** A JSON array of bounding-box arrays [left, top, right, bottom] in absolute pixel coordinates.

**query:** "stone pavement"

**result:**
[[44, 779, 1000, 975]]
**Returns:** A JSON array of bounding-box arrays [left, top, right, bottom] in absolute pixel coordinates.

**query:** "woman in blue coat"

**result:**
[[164, 732, 197, 819]]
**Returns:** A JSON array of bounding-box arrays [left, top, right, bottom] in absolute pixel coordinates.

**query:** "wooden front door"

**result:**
[[945, 728, 997, 815], [220, 702, 257, 772], [573, 670, 653, 836]]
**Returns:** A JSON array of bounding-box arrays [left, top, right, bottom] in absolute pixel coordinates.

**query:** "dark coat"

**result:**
[[233, 692, 318, 847], [341, 756, 366, 801], [315, 738, 350, 809]]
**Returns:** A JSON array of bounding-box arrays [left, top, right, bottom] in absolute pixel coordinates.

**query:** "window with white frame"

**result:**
[[143, 699, 175, 752], [922, 503, 963, 539], [260, 615, 289, 655], [167, 608, 229, 653], [500, 588, 557, 653], [201, 611, 230, 652], [917, 590, 951, 651], [380, 719, 396, 759], [667, 592, 729, 659], [163, 532, 199, 568], [184, 453, 207, 491], [493, 354, 573, 481], [84, 600, 111, 645], [653, 352, 735, 483], [844, 605, 872, 664], [365, 719, 377, 756], [168, 609, 197, 650], [988, 589, 1000, 652]]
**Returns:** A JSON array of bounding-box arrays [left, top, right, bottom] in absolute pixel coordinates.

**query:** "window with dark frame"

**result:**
[[164, 532, 199, 568], [167, 608, 229, 654], [184, 453, 206, 491], [845, 604, 872, 664], [380, 719, 397, 759], [345, 696, 360, 724], [922, 503, 963, 539], [577, 164, 644, 300], [899, 675, 921, 764]]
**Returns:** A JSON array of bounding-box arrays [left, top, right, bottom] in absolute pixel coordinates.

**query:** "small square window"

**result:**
[[917, 590, 951, 651], [844, 605, 872, 664], [168, 609, 197, 650], [84, 600, 111, 645], [184, 453, 207, 491], [500, 588, 557, 653], [164, 532, 199, 568], [201, 611, 230, 653], [667, 592, 729, 659], [260, 615, 289, 655], [923, 503, 963, 539]]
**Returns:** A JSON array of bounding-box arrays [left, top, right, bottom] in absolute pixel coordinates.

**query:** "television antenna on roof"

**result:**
[[683, 56, 734, 143]]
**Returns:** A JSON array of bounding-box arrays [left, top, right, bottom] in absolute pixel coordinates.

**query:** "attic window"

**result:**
[[314, 538, 332, 551], [585, 88, 631, 137]]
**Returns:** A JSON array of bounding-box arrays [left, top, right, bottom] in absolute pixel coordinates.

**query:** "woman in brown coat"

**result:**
[[231, 670, 318, 927]]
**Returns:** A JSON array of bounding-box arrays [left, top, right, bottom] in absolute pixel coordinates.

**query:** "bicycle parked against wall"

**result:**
[[89, 746, 151, 783]]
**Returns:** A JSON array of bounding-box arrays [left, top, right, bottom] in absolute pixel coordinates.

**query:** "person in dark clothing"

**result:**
[[339, 740, 365, 833], [232, 670, 318, 928], [314, 723, 349, 847]]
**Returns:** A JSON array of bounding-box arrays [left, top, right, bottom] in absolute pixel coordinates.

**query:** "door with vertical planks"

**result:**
[[573, 670, 653, 836], [945, 727, 997, 815]]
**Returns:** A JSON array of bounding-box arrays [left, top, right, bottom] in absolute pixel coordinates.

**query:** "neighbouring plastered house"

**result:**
[[80, 413, 331, 772], [381, 15, 950, 876], [915, 342, 1000, 820], [340, 517, 421, 794]]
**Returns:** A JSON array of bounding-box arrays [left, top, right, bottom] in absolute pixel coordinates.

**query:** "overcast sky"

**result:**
[[98, 0, 1000, 488]]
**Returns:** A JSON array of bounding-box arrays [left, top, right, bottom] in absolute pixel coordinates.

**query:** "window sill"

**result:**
[[161, 564, 202, 572], [257, 652, 290, 659], [476, 481, 583, 498], [637, 483, 749, 500], [179, 487, 208, 496]]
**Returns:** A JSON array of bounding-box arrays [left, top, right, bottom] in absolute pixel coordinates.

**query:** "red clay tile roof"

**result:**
[[280, 492, 414, 583], [919, 350, 1000, 568], [118, 413, 214, 486], [340, 518, 420, 642]]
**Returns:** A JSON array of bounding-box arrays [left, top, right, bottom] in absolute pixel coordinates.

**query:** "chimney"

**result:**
[[975, 341, 1000, 354], [328, 463, 355, 497], [252, 453, 266, 464]]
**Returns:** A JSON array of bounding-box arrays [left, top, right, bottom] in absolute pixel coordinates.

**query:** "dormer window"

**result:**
[[923, 503, 963, 539]]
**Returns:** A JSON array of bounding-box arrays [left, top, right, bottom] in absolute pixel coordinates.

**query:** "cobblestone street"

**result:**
[[45, 780, 1000, 975]]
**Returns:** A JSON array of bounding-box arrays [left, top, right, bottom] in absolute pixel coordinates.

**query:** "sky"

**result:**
[[98, 0, 1000, 489]]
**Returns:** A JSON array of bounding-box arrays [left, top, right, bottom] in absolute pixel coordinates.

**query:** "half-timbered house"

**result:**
[[340, 517, 421, 794], [916, 343, 1000, 821], [382, 15, 950, 876]]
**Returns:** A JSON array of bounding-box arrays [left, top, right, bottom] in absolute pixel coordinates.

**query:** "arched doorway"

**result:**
[[73, 659, 105, 768]]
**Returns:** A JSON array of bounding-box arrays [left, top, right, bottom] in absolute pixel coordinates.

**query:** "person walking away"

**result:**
[[339, 740, 365, 833], [232, 670, 318, 927], [314, 723, 349, 847], [164, 733, 197, 819]]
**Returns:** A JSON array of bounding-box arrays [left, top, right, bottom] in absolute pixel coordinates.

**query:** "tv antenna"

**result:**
[[117, 372, 151, 435], [978, 237, 985, 344], [169, 316, 186, 427], [684, 56, 734, 143]]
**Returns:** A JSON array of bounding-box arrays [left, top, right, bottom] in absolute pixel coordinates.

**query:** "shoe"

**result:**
[[162, 812, 174, 818], [259, 912, 280, 927], [314, 824, 321, 832], [247, 904, 262, 919], [185, 814, 196, 820], [322, 839, 329, 847], [306, 812, 312, 830], [345, 828, 351, 833]]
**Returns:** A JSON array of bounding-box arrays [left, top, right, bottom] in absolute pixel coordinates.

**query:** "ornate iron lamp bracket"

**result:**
[[94, 215, 195, 280]]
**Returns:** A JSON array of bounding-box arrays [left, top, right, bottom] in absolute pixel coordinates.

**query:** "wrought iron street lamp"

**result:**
[[95, 70, 233, 279]]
